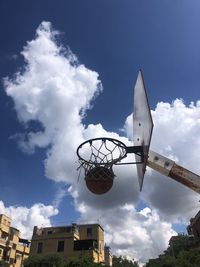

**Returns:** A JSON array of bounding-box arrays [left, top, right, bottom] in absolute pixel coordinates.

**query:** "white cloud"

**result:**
[[127, 99, 200, 223], [0, 200, 58, 238], [52, 185, 69, 208], [4, 21, 102, 184], [3, 21, 200, 264], [125, 99, 200, 169], [78, 203, 176, 264]]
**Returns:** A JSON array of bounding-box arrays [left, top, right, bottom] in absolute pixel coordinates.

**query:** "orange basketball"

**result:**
[[85, 166, 114, 195]]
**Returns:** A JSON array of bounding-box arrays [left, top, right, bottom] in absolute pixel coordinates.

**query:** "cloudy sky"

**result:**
[[1, 0, 200, 264]]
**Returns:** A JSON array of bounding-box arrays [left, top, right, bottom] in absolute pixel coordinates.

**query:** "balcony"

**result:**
[[74, 239, 98, 251]]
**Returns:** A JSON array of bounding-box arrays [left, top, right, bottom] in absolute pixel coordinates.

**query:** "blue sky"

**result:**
[[1, 0, 200, 263]]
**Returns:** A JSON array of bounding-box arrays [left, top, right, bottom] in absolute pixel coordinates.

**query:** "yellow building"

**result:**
[[30, 223, 112, 266], [104, 246, 112, 266], [0, 214, 30, 267]]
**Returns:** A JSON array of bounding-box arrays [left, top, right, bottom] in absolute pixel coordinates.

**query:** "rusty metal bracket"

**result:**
[[147, 150, 200, 194]]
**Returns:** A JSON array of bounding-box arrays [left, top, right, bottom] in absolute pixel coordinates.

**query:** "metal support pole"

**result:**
[[147, 150, 200, 194]]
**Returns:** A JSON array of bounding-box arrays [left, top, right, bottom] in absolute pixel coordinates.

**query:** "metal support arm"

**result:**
[[147, 150, 200, 194]]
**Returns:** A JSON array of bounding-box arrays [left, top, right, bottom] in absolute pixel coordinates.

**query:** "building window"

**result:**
[[1, 232, 7, 239], [87, 228, 92, 237], [66, 227, 71, 233], [37, 242, 43, 253], [47, 231, 53, 235], [12, 244, 17, 250], [57, 241, 65, 252]]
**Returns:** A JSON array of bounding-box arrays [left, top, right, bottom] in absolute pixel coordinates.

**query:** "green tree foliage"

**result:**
[[145, 249, 200, 267], [24, 254, 110, 267], [24, 254, 66, 267], [167, 235, 191, 257], [112, 255, 139, 267], [176, 250, 200, 267], [67, 257, 102, 267], [0, 260, 9, 267]]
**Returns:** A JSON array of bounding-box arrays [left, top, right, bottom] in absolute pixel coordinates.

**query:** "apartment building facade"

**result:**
[[30, 223, 112, 266], [104, 246, 112, 266], [187, 210, 200, 242], [0, 214, 30, 267]]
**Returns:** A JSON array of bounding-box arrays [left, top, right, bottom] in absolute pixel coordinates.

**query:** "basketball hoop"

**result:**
[[76, 137, 144, 194], [76, 138, 127, 194]]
